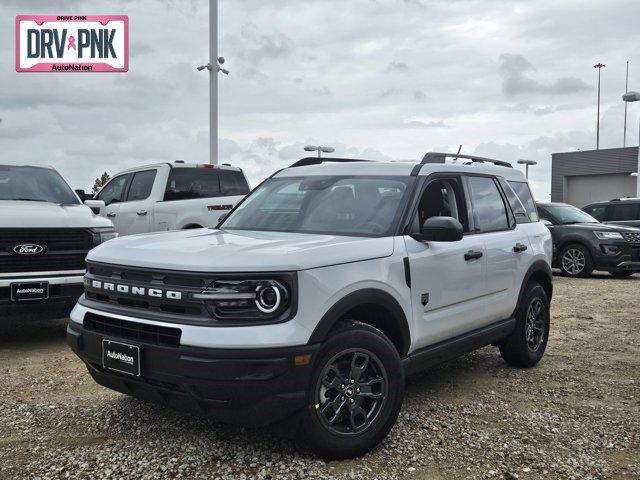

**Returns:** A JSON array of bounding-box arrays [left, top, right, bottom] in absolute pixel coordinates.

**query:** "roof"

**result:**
[[537, 202, 571, 207], [276, 157, 527, 182], [117, 161, 242, 174]]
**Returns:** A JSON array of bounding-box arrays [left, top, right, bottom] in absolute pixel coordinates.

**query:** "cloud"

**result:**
[[402, 120, 449, 128], [386, 61, 409, 73], [499, 54, 590, 96]]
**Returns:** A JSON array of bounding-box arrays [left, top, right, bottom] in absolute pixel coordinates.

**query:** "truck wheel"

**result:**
[[559, 244, 593, 277], [299, 321, 404, 459], [499, 281, 550, 368]]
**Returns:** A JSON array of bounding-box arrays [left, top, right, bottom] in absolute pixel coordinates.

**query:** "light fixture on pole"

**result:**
[[196, 0, 230, 165], [594, 63, 605, 150], [304, 145, 335, 158], [622, 90, 640, 197], [517, 159, 537, 179]]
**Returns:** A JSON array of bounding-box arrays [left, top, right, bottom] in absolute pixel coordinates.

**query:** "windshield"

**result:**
[[221, 175, 414, 236], [0, 165, 80, 205], [542, 204, 598, 224]]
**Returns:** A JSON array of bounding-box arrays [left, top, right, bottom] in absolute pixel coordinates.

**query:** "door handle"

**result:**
[[513, 243, 528, 253], [106, 212, 116, 218], [137, 210, 148, 216], [464, 250, 483, 261]]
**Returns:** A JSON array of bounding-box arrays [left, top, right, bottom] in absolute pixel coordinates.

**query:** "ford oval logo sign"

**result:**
[[12, 243, 46, 255]]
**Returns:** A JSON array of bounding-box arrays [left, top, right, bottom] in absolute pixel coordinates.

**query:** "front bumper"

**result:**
[[592, 242, 640, 272], [0, 274, 84, 318], [67, 320, 319, 426]]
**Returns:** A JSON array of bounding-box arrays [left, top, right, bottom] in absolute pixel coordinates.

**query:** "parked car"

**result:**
[[68, 153, 552, 458], [582, 198, 640, 228], [537, 202, 640, 278], [85, 162, 250, 236], [0, 164, 116, 319]]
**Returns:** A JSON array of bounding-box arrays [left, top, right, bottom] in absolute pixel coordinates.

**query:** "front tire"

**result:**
[[499, 281, 550, 368], [298, 321, 404, 459], [559, 244, 593, 277]]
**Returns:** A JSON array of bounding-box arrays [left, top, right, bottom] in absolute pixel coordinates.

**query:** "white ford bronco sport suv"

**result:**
[[0, 164, 115, 319], [68, 153, 552, 458], [85, 161, 250, 236]]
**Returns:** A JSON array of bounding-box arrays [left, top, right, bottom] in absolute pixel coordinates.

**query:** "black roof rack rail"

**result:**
[[289, 157, 372, 168], [411, 152, 512, 175]]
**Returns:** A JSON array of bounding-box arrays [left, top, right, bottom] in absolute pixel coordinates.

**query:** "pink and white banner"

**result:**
[[16, 15, 129, 72]]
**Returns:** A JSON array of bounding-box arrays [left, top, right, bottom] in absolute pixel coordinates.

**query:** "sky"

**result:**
[[2, 0, 640, 200]]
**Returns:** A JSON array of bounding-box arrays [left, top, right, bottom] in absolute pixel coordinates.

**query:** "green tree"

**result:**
[[92, 172, 110, 193]]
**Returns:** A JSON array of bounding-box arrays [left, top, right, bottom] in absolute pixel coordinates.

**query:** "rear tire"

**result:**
[[559, 244, 593, 278], [298, 321, 404, 459], [609, 271, 635, 278], [499, 282, 550, 368]]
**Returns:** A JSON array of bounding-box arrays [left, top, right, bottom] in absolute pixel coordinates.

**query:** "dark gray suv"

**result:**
[[583, 198, 640, 228], [538, 202, 640, 278]]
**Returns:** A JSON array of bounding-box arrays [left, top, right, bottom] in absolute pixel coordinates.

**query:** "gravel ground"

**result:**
[[1, 274, 638, 480]]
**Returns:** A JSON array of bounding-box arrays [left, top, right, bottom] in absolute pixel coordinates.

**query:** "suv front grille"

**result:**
[[83, 312, 181, 347], [622, 232, 640, 244], [0, 228, 92, 273]]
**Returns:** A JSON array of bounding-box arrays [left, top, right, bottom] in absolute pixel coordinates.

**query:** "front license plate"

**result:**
[[11, 282, 49, 302], [102, 340, 141, 377]]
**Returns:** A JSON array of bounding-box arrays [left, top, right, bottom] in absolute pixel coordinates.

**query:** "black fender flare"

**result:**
[[307, 288, 411, 357], [512, 260, 553, 318]]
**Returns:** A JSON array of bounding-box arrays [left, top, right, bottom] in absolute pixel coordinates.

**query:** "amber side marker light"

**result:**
[[294, 354, 312, 366]]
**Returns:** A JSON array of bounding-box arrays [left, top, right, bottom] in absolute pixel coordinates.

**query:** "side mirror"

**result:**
[[85, 199, 107, 216], [412, 216, 463, 242], [75, 189, 86, 202], [541, 219, 554, 230]]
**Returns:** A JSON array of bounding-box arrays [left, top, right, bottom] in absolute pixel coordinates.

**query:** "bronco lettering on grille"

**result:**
[[89, 280, 182, 300]]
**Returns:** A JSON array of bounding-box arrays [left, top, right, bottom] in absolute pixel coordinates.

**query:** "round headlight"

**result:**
[[256, 284, 281, 313]]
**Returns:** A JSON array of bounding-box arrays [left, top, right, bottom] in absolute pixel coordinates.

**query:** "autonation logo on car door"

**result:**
[[16, 15, 128, 72]]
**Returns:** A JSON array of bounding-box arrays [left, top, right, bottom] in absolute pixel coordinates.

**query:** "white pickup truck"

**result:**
[[85, 162, 250, 236], [0, 164, 116, 319]]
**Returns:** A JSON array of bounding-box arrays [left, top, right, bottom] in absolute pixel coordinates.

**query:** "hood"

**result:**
[[88, 229, 396, 272], [559, 222, 640, 233], [0, 200, 112, 228]]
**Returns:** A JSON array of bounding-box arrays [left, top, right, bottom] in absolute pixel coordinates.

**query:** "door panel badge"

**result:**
[[421, 292, 429, 307]]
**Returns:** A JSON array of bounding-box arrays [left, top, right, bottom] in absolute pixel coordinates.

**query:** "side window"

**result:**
[[220, 170, 250, 196], [608, 203, 639, 221], [499, 179, 529, 223], [96, 174, 129, 206], [412, 178, 468, 232], [466, 176, 509, 232], [508, 181, 539, 222], [126, 170, 157, 202], [164, 168, 221, 201], [583, 205, 607, 221]]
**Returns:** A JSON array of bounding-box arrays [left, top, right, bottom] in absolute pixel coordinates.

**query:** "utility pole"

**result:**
[[210, 0, 218, 164], [624, 61, 629, 147], [594, 63, 605, 150]]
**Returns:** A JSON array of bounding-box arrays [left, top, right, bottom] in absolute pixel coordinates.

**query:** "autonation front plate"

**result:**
[[16, 15, 128, 72]]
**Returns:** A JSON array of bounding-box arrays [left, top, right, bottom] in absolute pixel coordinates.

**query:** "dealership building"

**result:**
[[551, 146, 639, 207]]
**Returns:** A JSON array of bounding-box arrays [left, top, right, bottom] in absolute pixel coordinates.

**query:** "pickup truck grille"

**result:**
[[0, 228, 93, 273], [622, 232, 640, 244]]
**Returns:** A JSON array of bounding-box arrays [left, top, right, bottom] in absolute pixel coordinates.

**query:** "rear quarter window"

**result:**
[[507, 181, 539, 222], [608, 203, 640, 221]]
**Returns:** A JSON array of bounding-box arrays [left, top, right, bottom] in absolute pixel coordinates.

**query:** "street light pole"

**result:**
[[209, 0, 218, 165], [517, 159, 537, 179], [594, 63, 605, 150], [624, 61, 629, 147], [622, 91, 640, 197], [304, 145, 335, 158]]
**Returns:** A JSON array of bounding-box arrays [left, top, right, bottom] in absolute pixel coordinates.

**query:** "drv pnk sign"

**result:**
[[16, 15, 128, 72]]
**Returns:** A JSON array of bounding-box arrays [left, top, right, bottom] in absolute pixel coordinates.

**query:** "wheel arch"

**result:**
[[308, 289, 411, 358], [182, 223, 204, 229], [513, 260, 553, 318]]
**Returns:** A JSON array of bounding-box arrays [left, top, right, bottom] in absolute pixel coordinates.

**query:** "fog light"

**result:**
[[601, 245, 621, 255]]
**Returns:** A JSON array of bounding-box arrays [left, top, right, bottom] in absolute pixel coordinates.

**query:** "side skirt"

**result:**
[[401, 317, 515, 376]]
